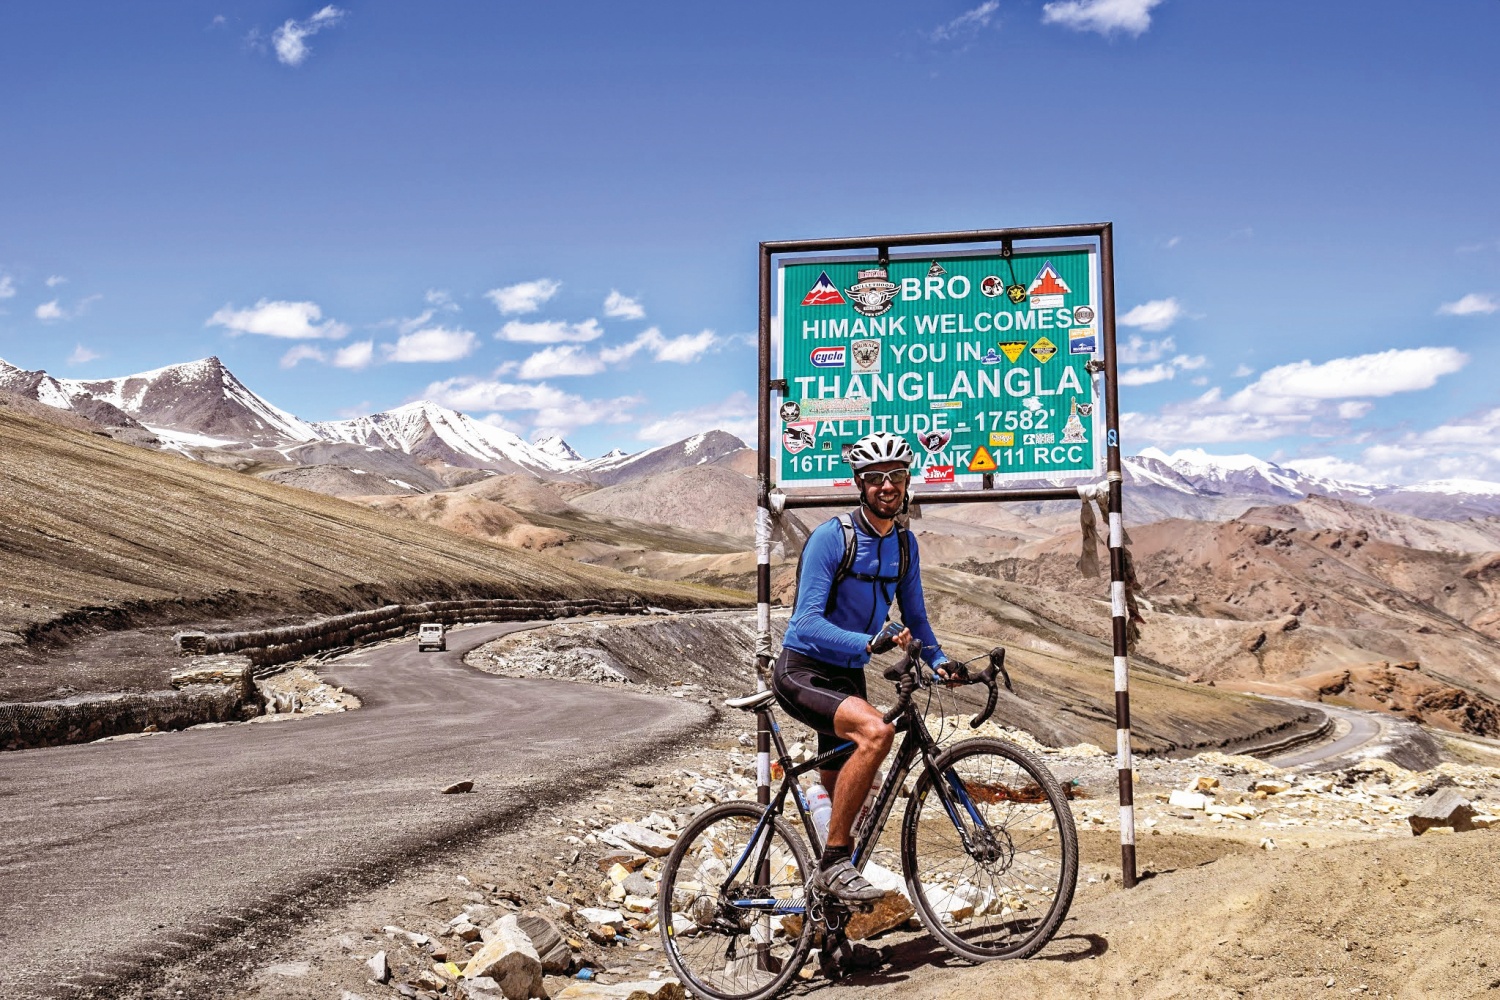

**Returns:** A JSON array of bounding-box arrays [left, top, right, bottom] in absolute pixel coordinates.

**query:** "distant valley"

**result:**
[[4, 353, 1500, 739]]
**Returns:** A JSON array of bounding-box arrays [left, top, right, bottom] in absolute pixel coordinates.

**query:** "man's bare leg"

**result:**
[[823, 696, 894, 850]]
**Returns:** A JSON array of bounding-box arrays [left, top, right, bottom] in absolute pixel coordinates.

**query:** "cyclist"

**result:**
[[772, 431, 956, 904]]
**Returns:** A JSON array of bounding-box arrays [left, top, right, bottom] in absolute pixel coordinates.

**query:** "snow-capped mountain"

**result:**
[[533, 434, 584, 465], [1126, 448, 1500, 521], [574, 430, 747, 486], [0, 356, 318, 446], [312, 401, 579, 475], [0, 355, 743, 488]]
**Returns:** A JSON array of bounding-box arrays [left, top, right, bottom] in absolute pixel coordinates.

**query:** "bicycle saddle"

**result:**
[[724, 690, 775, 711]]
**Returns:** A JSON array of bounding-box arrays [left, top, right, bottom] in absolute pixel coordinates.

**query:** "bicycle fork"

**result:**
[[926, 757, 1014, 868]]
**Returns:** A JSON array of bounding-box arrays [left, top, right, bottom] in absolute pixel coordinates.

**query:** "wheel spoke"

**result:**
[[659, 804, 813, 1000], [901, 739, 1078, 961]]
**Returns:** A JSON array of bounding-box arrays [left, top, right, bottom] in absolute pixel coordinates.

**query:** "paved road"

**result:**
[[0, 620, 710, 999], [1268, 698, 1387, 769]]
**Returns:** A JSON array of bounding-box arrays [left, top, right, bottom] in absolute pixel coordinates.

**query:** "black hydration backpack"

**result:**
[[794, 512, 911, 616]]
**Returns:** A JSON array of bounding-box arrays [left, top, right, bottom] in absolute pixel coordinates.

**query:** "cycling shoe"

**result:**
[[813, 859, 884, 904]]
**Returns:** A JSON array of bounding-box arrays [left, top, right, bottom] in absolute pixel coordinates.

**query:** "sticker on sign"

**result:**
[[799, 397, 873, 419]]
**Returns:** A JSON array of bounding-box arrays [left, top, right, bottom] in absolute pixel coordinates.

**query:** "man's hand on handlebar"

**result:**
[[931, 654, 968, 686]]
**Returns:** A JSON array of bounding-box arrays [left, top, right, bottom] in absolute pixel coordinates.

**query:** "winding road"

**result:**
[[1267, 698, 1388, 769], [0, 620, 710, 1000]]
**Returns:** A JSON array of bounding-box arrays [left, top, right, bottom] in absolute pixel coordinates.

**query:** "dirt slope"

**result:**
[[0, 404, 743, 699], [904, 828, 1500, 1000]]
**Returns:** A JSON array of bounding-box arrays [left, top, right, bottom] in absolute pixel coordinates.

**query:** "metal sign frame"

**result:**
[[752, 224, 1139, 888]]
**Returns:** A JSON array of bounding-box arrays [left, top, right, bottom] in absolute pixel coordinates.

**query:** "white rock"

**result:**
[[463, 915, 546, 999], [1168, 790, 1211, 811], [577, 907, 627, 929], [265, 961, 311, 977], [603, 823, 676, 857], [366, 950, 390, 983]]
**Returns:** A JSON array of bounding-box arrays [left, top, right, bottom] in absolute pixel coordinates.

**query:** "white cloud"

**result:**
[[278, 338, 374, 369], [603, 290, 645, 320], [333, 339, 374, 369], [931, 1, 1000, 41], [279, 344, 326, 368], [1123, 347, 1468, 448], [1336, 401, 1373, 420], [507, 327, 719, 380], [67, 344, 100, 365], [476, 412, 527, 436], [486, 279, 561, 315], [383, 326, 478, 363], [516, 345, 605, 379], [1117, 353, 1206, 386], [497, 317, 603, 344], [422, 375, 637, 436], [1281, 455, 1377, 483], [0, 274, 14, 299], [207, 298, 348, 339], [636, 391, 756, 444], [1437, 293, 1498, 316], [1119, 298, 1184, 332], [1042, 0, 1162, 36], [1232, 363, 1254, 378], [1243, 347, 1467, 401], [424, 288, 459, 311], [271, 4, 345, 66], [599, 326, 717, 364], [1163, 236, 1181, 249], [45, 275, 66, 287], [35, 294, 102, 322], [654, 329, 716, 363], [1117, 334, 1175, 364]]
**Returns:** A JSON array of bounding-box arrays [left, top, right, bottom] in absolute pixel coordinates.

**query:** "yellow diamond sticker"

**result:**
[[989, 432, 1014, 448], [967, 446, 998, 472], [997, 340, 1027, 363], [1029, 337, 1057, 363]]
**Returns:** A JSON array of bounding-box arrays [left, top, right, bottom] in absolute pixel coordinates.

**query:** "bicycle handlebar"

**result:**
[[880, 642, 1010, 726], [880, 640, 923, 724]]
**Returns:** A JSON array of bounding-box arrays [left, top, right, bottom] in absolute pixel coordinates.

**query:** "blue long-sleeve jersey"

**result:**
[[782, 510, 945, 670]]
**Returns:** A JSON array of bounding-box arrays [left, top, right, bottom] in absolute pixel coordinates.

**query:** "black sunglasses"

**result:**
[[859, 469, 911, 487]]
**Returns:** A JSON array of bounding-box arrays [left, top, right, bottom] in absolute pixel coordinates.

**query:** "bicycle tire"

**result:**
[[899, 737, 1078, 961], [658, 801, 816, 1000]]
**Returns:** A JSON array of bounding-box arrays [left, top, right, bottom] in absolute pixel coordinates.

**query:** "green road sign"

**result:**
[[773, 246, 1102, 489]]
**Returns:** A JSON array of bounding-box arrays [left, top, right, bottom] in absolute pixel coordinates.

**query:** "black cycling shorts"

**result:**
[[772, 647, 867, 769]]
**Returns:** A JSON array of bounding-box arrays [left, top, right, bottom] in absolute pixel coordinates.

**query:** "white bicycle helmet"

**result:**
[[846, 431, 914, 472]]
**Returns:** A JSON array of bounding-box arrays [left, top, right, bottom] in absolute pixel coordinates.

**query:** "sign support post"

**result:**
[[757, 224, 1136, 888]]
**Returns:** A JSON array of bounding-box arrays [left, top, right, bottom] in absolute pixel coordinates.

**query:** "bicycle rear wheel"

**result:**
[[658, 801, 815, 1000], [900, 737, 1078, 961]]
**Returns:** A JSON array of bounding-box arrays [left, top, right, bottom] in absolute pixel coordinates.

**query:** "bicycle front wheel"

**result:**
[[900, 738, 1078, 961], [658, 801, 815, 1000]]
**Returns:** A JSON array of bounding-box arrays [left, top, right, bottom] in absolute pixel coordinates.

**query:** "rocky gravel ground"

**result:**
[[153, 716, 1500, 1000], [91, 613, 1500, 1000], [142, 643, 1498, 1000]]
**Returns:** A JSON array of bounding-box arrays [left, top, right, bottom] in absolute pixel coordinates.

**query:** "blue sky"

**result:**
[[1, 1, 1497, 482]]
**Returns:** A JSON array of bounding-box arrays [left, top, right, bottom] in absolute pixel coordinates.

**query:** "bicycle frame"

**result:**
[[720, 697, 997, 914]]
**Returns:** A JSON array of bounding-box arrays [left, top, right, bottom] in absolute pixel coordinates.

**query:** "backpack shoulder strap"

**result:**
[[793, 514, 857, 615], [826, 513, 859, 615], [896, 522, 911, 584]]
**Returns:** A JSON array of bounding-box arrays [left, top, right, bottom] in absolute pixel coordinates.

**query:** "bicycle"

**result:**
[[657, 640, 1079, 1000]]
